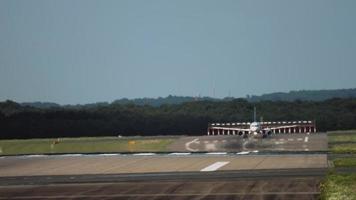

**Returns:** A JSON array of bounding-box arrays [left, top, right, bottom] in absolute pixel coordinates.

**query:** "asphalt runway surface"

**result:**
[[0, 169, 325, 200], [169, 133, 327, 152], [0, 133, 328, 199], [0, 154, 327, 177]]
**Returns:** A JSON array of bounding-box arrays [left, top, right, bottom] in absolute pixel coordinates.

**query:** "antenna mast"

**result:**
[[254, 106, 256, 122]]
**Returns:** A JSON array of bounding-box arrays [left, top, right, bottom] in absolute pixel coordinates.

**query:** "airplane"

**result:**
[[210, 107, 298, 138]]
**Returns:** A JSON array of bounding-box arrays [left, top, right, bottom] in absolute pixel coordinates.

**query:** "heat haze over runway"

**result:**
[[169, 132, 327, 152]]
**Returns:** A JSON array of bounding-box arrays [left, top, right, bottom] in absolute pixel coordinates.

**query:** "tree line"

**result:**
[[1, 98, 356, 139]]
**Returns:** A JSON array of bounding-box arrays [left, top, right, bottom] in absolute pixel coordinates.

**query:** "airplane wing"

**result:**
[[210, 126, 250, 132], [263, 125, 298, 130]]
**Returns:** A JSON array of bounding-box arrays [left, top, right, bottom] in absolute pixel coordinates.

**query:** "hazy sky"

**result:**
[[1, 0, 356, 104]]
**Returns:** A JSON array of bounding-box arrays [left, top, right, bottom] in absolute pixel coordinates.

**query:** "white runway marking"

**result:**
[[297, 138, 303, 141], [304, 136, 309, 143], [206, 152, 227, 155], [59, 154, 83, 157], [185, 138, 199, 152], [200, 161, 230, 172], [213, 140, 218, 143], [25, 155, 48, 158], [275, 141, 284, 145], [169, 153, 191, 155], [236, 151, 250, 155], [287, 138, 294, 141], [133, 153, 156, 156], [98, 154, 120, 156], [279, 139, 284, 141]]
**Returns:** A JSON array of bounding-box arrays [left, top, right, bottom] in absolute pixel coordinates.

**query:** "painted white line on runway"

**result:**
[[58, 154, 83, 157], [169, 153, 191, 155], [206, 152, 227, 155], [200, 161, 230, 172], [133, 153, 156, 156], [213, 140, 218, 143], [288, 138, 294, 141], [252, 150, 259, 153], [304, 136, 309, 143], [279, 139, 284, 141], [297, 138, 303, 141], [185, 138, 199, 152], [236, 151, 250, 155], [24, 155, 48, 158], [99, 154, 120, 156]]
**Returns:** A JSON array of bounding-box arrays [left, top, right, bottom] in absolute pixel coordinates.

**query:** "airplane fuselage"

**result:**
[[250, 122, 261, 135]]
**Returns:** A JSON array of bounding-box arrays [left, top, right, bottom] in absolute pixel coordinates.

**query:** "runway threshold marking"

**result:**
[[200, 161, 230, 172], [304, 136, 309, 143]]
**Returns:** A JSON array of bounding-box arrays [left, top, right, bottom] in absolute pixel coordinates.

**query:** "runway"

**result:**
[[0, 154, 327, 177], [0, 170, 324, 200], [169, 133, 327, 152], [0, 133, 328, 199]]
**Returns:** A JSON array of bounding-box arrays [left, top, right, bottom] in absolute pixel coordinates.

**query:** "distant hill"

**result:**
[[21, 102, 60, 109], [112, 95, 219, 107], [18, 88, 356, 108], [246, 88, 356, 102]]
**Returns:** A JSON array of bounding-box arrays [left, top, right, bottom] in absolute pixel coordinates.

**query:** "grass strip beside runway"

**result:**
[[333, 158, 356, 168], [320, 173, 356, 200], [328, 130, 356, 153], [0, 137, 176, 155]]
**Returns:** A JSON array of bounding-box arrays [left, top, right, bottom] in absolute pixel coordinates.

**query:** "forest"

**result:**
[[1, 98, 356, 139]]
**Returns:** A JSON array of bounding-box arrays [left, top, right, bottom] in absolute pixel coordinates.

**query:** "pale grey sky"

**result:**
[[0, 0, 355, 104]]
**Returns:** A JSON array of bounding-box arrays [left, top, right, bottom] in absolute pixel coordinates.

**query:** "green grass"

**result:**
[[0, 136, 177, 155], [333, 158, 356, 167], [330, 144, 356, 154], [320, 173, 356, 200], [328, 130, 356, 153]]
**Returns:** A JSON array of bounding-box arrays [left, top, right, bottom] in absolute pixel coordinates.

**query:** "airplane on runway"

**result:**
[[211, 107, 298, 138]]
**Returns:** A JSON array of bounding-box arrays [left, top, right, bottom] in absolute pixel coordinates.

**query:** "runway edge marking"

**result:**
[[200, 161, 230, 172]]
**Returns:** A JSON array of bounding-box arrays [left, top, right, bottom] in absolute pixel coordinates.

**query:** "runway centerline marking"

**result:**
[[304, 136, 309, 143], [200, 161, 230, 172]]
